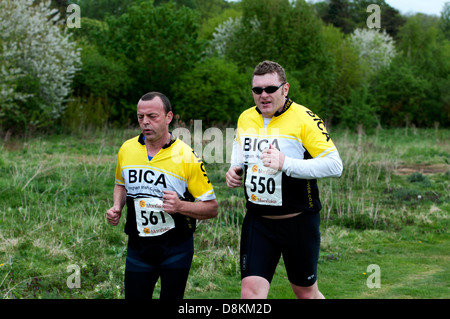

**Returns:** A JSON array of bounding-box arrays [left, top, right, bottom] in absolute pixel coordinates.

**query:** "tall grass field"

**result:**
[[0, 127, 448, 299]]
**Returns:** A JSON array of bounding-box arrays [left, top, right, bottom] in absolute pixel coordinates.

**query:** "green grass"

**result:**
[[0, 127, 448, 299]]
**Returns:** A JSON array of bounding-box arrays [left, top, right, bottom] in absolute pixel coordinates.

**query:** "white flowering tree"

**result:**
[[350, 28, 397, 79], [208, 17, 242, 57], [207, 16, 261, 59], [0, 0, 81, 132]]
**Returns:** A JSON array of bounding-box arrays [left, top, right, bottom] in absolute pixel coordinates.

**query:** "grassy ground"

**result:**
[[0, 126, 448, 299]]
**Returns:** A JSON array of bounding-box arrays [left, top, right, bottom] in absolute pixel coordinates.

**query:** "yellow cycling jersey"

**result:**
[[234, 99, 339, 215], [115, 134, 215, 241], [236, 99, 337, 160]]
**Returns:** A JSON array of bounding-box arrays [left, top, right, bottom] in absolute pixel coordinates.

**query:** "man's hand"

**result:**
[[226, 166, 243, 188], [106, 207, 122, 226], [162, 190, 182, 214], [261, 144, 285, 170]]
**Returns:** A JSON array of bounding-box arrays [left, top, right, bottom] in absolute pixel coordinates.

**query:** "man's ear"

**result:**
[[166, 111, 173, 125], [283, 82, 290, 97]]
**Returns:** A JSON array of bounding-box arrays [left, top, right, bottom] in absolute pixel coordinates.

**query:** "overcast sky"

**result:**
[[384, 0, 447, 16]]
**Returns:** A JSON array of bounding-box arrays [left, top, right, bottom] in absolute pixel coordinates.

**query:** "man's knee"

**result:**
[[241, 276, 270, 299], [291, 282, 324, 299]]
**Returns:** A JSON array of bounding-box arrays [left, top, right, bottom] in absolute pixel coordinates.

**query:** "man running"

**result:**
[[107, 92, 218, 299], [226, 61, 343, 299]]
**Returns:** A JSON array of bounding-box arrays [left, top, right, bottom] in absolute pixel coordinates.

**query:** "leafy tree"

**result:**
[[154, 0, 197, 9], [397, 14, 439, 65], [323, 0, 355, 33], [320, 25, 369, 127], [372, 57, 431, 127], [441, 2, 450, 40], [371, 2, 405, 38], [0, 0, 81, 133], [199, 6, 242, 40], [194, 0, 235, 22], [49, 0, 70, 16], [172, 57, 251, 124], [349, 0, 405, 38], [69, 0, 136, 20], [340, 84, 378, 131], [226, 0, 327, 71], [208, 16, 244, 57], [315, 0, 405, 38], [209, 0, 340, 118], [330, 28, 396, 130], [350, 28, 396, 79], [393, 14, 450, 126], [101, 1, 205, 122], [66, 17, 134, 127]]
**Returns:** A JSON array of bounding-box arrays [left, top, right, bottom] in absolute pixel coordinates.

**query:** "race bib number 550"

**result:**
[[134, 197, 175, 237], [245, 162, 282, 206]]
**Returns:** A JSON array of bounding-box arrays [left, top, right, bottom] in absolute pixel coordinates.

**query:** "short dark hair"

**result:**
[[140, 92, 172, 114], [253, 61, 287, 83]]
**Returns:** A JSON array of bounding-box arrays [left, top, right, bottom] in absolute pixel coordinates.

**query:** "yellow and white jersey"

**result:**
[[231, 99, 342, 216], [115, 134, 215, 240]]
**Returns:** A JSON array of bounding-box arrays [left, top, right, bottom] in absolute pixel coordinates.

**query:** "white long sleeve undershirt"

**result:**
[[281, 151, 343, 179], [230, 139, 343, 180]]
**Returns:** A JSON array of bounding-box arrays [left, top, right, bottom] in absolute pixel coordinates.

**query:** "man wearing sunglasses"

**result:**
[[226, 61, 343, 299]]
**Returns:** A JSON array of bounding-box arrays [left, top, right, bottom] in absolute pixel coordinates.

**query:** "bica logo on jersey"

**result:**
[[243, 137, 280, 152], [128, 169, 167, 188]]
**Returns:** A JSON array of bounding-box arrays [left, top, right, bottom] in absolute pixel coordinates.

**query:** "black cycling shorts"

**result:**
[[125, 235, 194, 299], [240, 211, 321, 287]]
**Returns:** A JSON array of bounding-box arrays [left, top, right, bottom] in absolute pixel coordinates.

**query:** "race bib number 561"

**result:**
[[134, 197, 175, 237]]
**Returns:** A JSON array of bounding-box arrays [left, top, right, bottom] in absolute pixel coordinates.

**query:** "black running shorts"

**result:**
[[240, 211, 321, 287], [125, 235, 194, 299]]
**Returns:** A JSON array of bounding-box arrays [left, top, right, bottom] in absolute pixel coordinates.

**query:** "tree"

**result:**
[[441, 2, 450, 40], [198, 3, 242, 40], [172, 57, 251, 124], [315, 0, 405, 38], [66, 17, 133, 127], [323, 0, 355, 34], [370, 13, 450, 127], [208, 0, 340, 117], [208, 16, 245, 57], [372, 57, 431, 127], [69, 0, 136, 20], [349, 0, 405, 38], [104, 1, 204, 120], [340, 84, 378, 131], [321, 25, 370, 128], [347, 28, 397, 129], [0, 0, 81, 133], [350, 28, 397, 79], [225, 0, 327, 72], [394, 13, 450, 126]]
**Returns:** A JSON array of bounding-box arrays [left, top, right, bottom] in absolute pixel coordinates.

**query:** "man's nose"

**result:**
[[261, 90, 270, 98]]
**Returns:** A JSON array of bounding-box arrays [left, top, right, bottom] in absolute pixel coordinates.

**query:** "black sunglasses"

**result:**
[[252, 83, 285, 95]]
